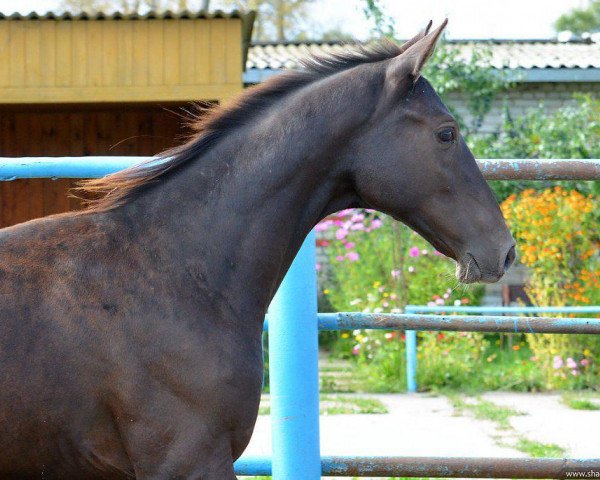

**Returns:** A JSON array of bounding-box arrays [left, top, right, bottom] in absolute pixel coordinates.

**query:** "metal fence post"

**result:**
[[405, 330, 417, 393], [268, 231, 321, 479], [404, 306, 418, 393]]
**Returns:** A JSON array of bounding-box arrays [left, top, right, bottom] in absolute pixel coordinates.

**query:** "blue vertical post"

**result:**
[[405, 330, 417, 392], [268, 231, 321, 479], [404, 306, 418, 393]]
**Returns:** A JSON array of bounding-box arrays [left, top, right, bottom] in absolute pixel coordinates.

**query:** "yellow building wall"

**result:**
[[0, 18, 244, 104]]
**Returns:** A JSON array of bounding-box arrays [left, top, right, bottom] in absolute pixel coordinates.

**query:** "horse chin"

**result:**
[[455, 253, 482, 284]]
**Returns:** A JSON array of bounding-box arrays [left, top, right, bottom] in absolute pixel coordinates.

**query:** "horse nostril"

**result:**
[[504, 245, 516, 272]]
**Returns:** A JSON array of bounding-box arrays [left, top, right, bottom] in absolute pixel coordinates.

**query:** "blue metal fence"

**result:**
[[1, 156, 599, 478]]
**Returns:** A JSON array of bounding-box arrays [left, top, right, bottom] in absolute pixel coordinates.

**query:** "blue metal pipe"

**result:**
[[267, 232, 320, 479], [0, 156, 150, 180], [264, 312, 600, 333], [2, 157, 599, 181], [404, 306, 419, 393], [234, 455, 272, 476], [405, 329, 417, 393], [315, 312, 600, 333], [234, 455, 600, 478], [405, 305, 600, 314]]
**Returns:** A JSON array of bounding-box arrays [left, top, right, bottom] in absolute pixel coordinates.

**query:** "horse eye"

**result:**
[[437, 128, 455, 143]]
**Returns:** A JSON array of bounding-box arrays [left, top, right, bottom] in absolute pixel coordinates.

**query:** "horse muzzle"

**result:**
[[456, 244, 516, 284]]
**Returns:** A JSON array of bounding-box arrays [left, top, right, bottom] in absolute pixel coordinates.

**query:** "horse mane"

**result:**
[[78, 39, 402, 212]]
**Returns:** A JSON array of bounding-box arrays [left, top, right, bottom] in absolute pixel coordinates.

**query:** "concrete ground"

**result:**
[[481, 392, 599, 458], [243, 392, 599, 476]]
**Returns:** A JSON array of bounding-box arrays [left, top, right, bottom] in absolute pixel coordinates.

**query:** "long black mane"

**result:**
[[80, 40, 402, 212]]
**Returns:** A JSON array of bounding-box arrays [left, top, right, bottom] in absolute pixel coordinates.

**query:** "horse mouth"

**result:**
[[456, 253, 509, 284], [456, 253, 482, 284]]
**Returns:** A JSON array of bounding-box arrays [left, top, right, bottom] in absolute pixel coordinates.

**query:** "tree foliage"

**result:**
[[555, 0, 600, 34], [220, 0, 315, 41], [361, 0, 395, 38], [470, 95, 600, 199]]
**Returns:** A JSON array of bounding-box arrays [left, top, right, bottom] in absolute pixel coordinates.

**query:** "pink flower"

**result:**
[[371, 219, 383, 229], [338, 209, 354, 217], [581, 359, 590, 367], [351, 213, 365, 222], [408, 266, 415, 273], [566, 357, 577, 369], [352, 345, 360, 355], [571, 369, 579, 376], [316, 263, 321, 271], [553, 356, 563, 369], [345, 242, 356, 249], [315, 220, 332, 232], [336, 255, 344, 262], [350, 223, 365, 231], [336, 228, 348, 240], [391, 269, 401, 278], [435, 298, 445, 306], [409, 247, 420, 257], [346, 252, 360, 262]]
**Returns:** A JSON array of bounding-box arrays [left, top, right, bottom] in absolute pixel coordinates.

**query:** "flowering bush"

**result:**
[[317, 210, 482, 313], [417, 331, 488, 389], [501, 186, 599, 306], [501, 187, 600, 389], [316, 211, 485, 389]]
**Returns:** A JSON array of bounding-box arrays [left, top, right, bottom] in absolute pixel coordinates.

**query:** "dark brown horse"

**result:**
[[0, 21, 515, 479]]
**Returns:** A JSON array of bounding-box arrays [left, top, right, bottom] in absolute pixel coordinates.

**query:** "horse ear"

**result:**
[[397, 20, 432, 54], [387, 19, 448, 84]]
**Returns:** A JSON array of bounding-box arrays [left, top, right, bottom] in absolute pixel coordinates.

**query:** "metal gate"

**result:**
[[1, 156, 599, 478]]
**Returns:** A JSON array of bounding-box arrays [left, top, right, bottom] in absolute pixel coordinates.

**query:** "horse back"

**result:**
[[0, 212, 136, 478]]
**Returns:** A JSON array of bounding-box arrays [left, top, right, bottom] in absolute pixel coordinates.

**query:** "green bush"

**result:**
[[469, 94, 600, 200]]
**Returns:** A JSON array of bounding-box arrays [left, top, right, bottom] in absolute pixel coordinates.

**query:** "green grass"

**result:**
[[320, 394, 388, 415], [516, 438, 566, 458], [468, 398, 524, 429], [445, 394, 523, 428], [258, 394, 388, 416], [562, 392, 600, 411]]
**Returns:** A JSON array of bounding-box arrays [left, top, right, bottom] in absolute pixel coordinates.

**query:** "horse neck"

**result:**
[[123, 83, 365, 321]]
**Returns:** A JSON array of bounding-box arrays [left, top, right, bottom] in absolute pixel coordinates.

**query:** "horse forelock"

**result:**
[[77, 39, 403, 213]]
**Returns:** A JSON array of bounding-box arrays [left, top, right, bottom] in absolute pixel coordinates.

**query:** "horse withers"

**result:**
[[0, 20, 514, 479]]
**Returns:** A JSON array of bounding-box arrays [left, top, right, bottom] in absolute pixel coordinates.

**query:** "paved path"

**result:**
[[243, 392, 599, 477], [482, 392, 599, 458]]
